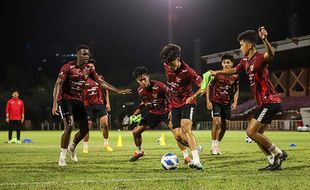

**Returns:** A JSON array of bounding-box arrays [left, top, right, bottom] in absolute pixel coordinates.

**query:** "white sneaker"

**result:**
[[8, 140, 12, 144], [211, 146, 218, 155], [17, 140, 21, 144], [68, 145, 78, 162], [58, 158, 67, 166]]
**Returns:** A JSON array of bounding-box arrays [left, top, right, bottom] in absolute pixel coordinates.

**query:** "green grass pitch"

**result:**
[[0, 130, 309, 189]]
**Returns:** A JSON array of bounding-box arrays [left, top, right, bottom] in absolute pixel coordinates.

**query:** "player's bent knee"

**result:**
[[246, 127, 256, 138]]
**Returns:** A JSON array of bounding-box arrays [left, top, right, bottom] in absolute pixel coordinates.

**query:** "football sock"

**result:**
[[268, 144, 282, 156], [136, 146, 142, 153], [70, 142, 77, 150], [191, 150, 200, 164], [104, 138, 109, 145], [182, 149, 188, 159], [83, 142, 88, 148], [60, 148, 67, 159], [211, 140, 219, 147], [267, 155, 274, 165]]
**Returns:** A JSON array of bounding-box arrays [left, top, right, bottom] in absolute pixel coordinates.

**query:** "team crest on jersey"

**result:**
[[176, 77, 181, 83]]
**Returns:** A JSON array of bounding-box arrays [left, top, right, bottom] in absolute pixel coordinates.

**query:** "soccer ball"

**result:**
[[245, 136, 253, 143], [161, 153, 179, 170]]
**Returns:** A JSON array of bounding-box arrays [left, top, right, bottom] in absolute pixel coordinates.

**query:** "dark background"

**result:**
[[1, 0, 309, 129]]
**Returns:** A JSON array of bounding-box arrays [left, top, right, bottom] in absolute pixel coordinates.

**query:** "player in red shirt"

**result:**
[[160, 44, 204, 170], [129, 66, 172, 161], [210, 27, 287, 171], [206, 54, 239, 155], [52, 45, 131, 166], [5, 90, 24, 144], [82, 59, 113, 153]]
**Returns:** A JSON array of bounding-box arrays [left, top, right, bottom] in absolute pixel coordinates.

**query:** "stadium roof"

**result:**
[[201, 35, 310, 64]]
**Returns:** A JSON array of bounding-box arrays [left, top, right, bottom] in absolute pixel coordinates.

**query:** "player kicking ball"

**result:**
[[161, 44, 204, 170], [210, 27, 287, 171], [206, 53, 239, 155], [129, 66, 197, 165], [129, 66, 172, 162]]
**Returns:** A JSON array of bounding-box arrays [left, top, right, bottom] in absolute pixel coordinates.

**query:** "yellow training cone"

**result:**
[[117, 134, 123, 147], [160, 132, 166, 146]]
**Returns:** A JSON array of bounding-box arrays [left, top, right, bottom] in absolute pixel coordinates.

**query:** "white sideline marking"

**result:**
[[1, 177, 190, 187]]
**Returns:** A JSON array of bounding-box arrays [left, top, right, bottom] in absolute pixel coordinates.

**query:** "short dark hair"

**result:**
[[221, 53, 234, 62], [76, 45, 89, 52], [160, 44, 181, 64], [132, 66, 149, 79], [89, 58, 96, 64], [237, 30, 258, 45]]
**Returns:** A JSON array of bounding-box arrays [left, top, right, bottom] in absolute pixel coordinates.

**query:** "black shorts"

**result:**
[[211, 102, 231, 120], [171, 104, 195, 129], [58, 99, 87, 121], [86, 104, 107, 121], [253, 103, 281, 124], [140, 112, 169, 129]]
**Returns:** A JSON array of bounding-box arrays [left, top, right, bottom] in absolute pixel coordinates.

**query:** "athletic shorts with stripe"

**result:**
[[58, 99, 87, 121], [171, 104, 196, 129], [211, 102, 231, 120], [253, 103, 281, 124]]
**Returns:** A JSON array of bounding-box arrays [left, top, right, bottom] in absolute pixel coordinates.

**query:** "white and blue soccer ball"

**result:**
[[161, 153, 179, 170], [245, 136, 253, 143]]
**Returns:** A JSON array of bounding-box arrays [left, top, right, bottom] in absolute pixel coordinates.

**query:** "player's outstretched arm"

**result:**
[[258, 26, 275, 61], [209, 68, 237, 76], [96, 78, 131, 95]]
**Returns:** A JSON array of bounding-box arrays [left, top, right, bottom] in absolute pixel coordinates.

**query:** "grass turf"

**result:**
[[0, 130, 309, 190]]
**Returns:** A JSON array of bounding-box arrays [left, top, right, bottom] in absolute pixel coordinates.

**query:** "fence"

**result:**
[[195, 120, 302, 131]]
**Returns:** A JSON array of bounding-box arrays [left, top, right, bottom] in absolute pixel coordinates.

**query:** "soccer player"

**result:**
[[52, 45, 131, 166], [82, 59, 113, 154], [210, 27, 287, 171], [129, 66, 172, 161], [160, 44, 204, 170], [5, 90, 25, 144], [206, 53, 239, 155]]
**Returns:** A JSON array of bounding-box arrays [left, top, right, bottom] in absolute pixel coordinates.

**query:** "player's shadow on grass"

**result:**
[[284, 165, 310, 171]]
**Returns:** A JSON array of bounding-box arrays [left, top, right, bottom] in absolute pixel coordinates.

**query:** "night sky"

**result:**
[[2, 0, 309, 86]]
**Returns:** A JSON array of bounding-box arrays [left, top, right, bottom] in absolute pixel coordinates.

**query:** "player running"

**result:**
[[210, 27, 287, 171], [52, 45, 131, 166]]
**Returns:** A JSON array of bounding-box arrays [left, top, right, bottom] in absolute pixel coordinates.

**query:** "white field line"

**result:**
[[1, 177, 191, 187]]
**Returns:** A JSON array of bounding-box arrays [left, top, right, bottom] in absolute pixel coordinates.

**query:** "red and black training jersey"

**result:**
[[83, 77, 106, 106], [137, 80, 171, 115], [236, 52, 281, 106], [57, 61, 101, 102], [164, 61, 202, 108], [210, 73, 239, 105], [6, 98, 24, 120]]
